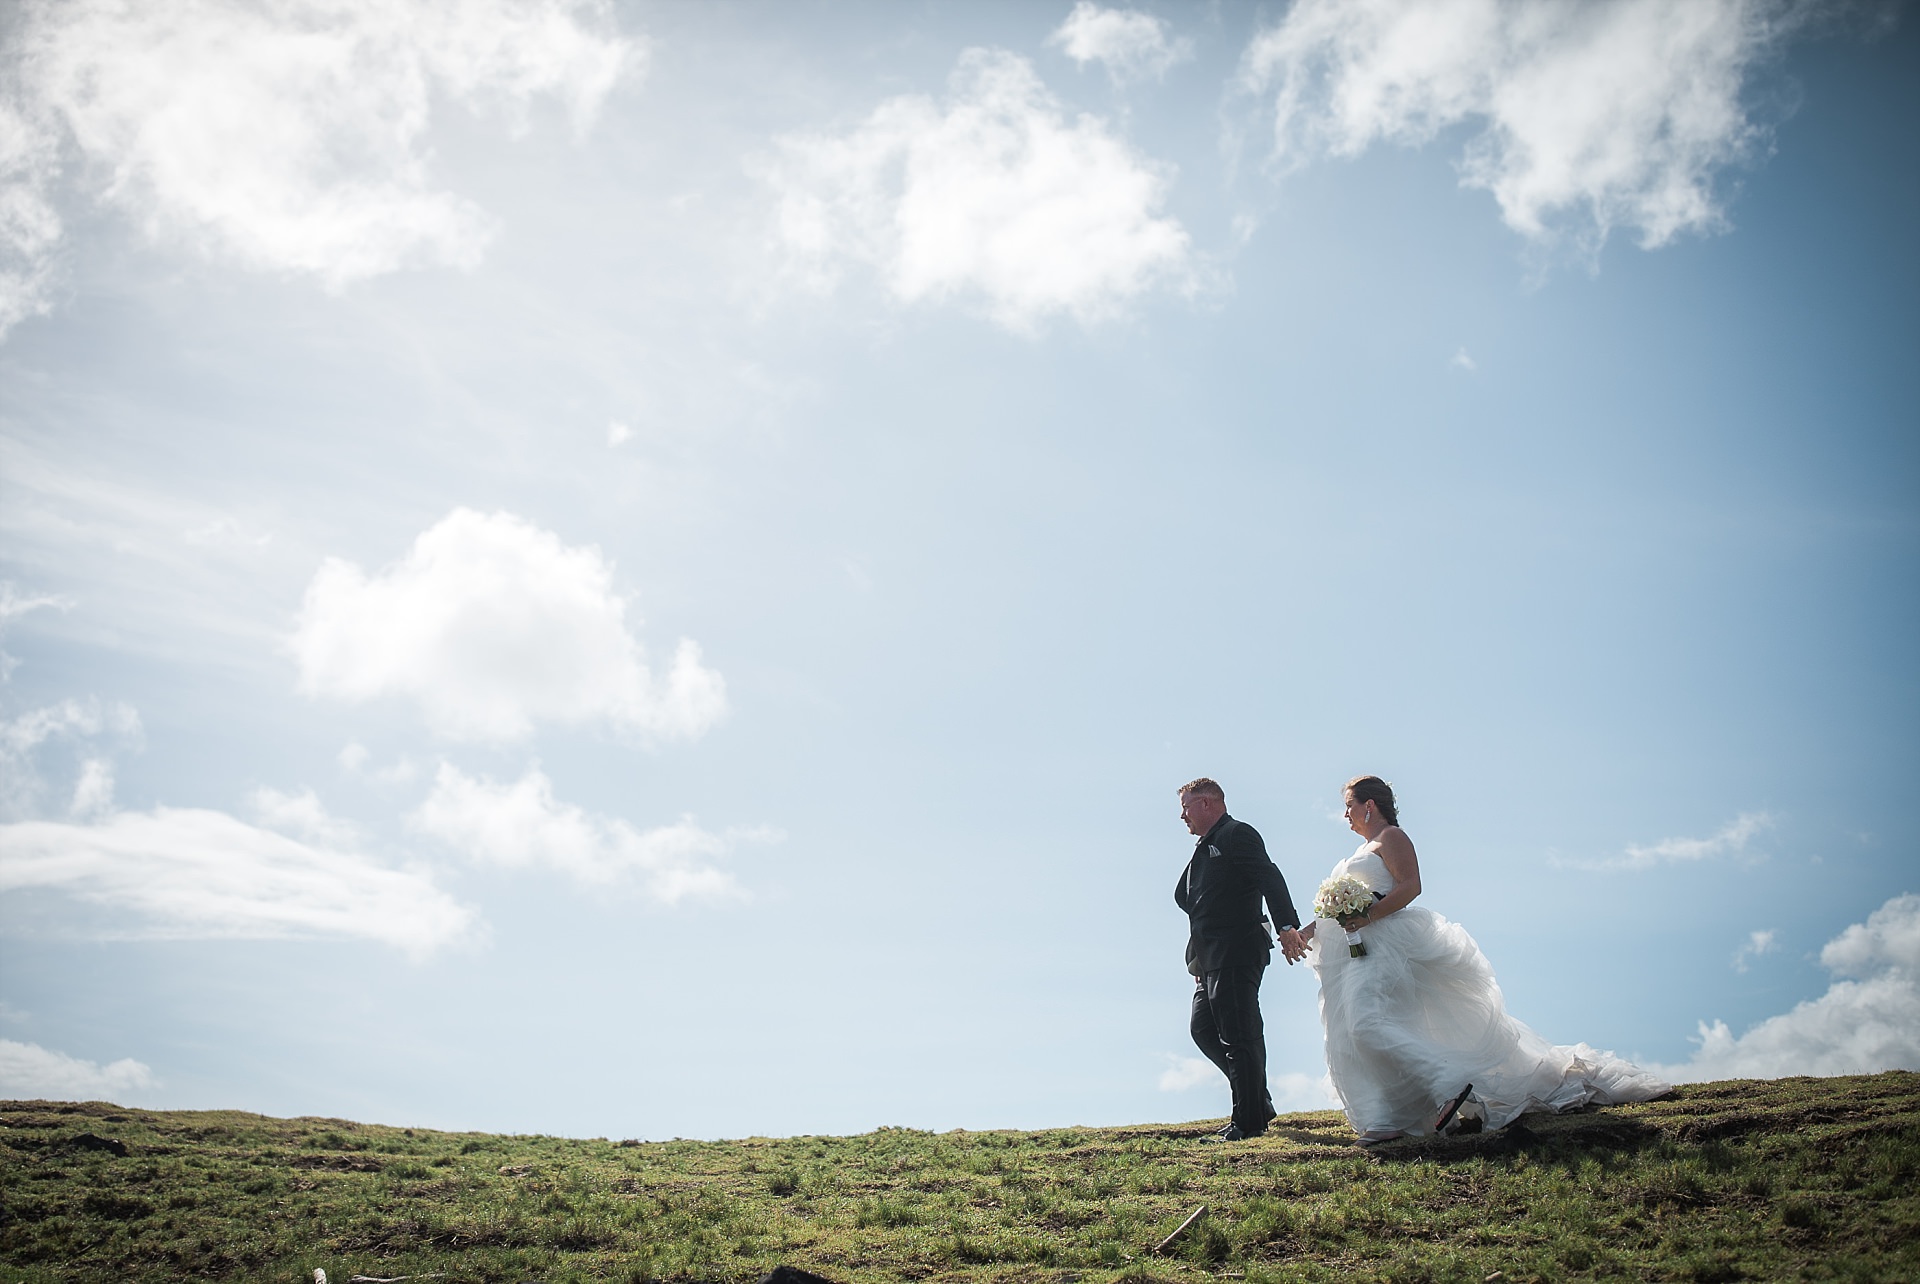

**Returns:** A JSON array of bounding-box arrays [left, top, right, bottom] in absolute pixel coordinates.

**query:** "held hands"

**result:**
[[1278, 926, 1308, 964]]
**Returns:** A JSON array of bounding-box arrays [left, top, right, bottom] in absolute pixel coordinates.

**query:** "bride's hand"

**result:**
[[1336, 912, 1370, 930]]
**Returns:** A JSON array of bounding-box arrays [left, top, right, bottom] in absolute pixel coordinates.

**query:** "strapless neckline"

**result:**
[[1335, 846, 1394, 895]]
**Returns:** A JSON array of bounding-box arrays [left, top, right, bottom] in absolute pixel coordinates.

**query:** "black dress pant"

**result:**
[[1191, 963, 1273, 1133]]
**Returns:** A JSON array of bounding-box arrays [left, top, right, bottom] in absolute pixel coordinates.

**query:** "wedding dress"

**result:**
[[1311, 845, 1671, 1137]]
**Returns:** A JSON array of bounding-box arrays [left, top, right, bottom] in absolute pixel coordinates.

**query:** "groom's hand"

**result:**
[[1278, 927, 1307, 964]]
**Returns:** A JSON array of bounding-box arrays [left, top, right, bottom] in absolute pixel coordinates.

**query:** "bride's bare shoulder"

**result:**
[[1375, 825, 1418, 858]]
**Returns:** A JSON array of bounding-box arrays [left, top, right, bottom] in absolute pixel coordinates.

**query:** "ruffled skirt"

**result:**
[[1312, 906, 1670, 1136]]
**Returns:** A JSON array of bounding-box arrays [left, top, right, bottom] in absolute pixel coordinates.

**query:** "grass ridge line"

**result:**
[[2, 1070, 1915, 1283]]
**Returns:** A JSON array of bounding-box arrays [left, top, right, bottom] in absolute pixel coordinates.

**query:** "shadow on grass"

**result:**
[[1362, 1114, 1663, 1165]]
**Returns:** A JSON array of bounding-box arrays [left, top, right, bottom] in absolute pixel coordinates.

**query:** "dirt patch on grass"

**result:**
[[287, 1153, 385, 1172]]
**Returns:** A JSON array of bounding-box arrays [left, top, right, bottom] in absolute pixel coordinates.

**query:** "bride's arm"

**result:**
[[1357, 829, 1422, 924]]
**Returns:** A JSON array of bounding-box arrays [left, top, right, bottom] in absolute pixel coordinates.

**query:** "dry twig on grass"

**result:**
[[1153, 1204, 1208, 1254]]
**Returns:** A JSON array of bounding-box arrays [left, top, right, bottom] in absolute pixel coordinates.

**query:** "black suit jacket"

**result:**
[[1175, 814, 1301, 976]]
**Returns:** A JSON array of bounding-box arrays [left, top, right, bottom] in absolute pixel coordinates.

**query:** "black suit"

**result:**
[[1174, 813, 1301, 1135]]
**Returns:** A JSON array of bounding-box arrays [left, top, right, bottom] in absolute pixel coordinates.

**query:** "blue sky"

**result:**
[[1, 0, 1915, 1140]]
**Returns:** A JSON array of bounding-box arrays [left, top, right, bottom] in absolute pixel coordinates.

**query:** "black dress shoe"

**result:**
[[1435, 1084, 1474, 1133], [1209, 1122, 1250, 1142]]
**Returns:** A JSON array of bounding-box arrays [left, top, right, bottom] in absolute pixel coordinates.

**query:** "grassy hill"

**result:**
[[2, 1071, 1915, 1283]]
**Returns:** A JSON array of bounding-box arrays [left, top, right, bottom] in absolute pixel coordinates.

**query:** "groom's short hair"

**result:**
[[1178, 777, 1224, 802]]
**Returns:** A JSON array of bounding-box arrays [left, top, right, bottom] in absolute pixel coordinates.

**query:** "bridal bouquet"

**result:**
[[1315, 874, 1376, 958]]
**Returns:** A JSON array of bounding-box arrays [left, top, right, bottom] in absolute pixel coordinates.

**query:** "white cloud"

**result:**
[[1157, 1053, 1215, 1091], [336, 742, 419, 784], [291, 508, 726, 744], [1450, 346, 1476, 371], [410, 761, 769, 903], [1655, 892, 1920, 1082], [182, 517, 272, 549], [0, 698, 140, 758], [1238, 0, 1813, 252], [1621, 812, 1772, 868], [1558, 811, 1774, 871], [1822, 893, 1920, 979], [1048, 3, 1192, 84], [0, 95, 64, 340], [1158, 1056, 1340, 1115], [0, 799, 477, 957], [765, 47, 1192, 333], [0, 442, 315, 653], [0, 697, 142, 818], [249, 785, 362, 850], [0, 1038, 155, 1102], [1270, 1070, 1342, 1114], [607, 420, 633, 447], [1732, 926, 1777, 972], [0, 582, 72, 625], [1, 0, 638, 314], [68, 757, 113, 819], [0, 581, 74, 681]]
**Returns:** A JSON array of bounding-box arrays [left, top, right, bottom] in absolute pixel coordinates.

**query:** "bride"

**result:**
[[1299, 775, 1671, 1144]]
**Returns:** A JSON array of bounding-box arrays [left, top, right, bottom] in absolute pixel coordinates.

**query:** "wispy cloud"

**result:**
[[1157, 1056, 1339, 1115], [764, 47, 1192, 334], [249, 785, 363, 851], [1237, 0, 1816, 255], [1048, 3, 1193, 85], [182, 518, 273, 550], [0, 96, 64, 338], [0, 441, 297, 648], [291, 508, 725, 744], [1621, 812, 1773, 868], [1269, 1070, 1341, 1114], [0, 794, 478, 958], [0, 1038, 155, 1102], [1157, 1054, 1216, 1091], [0, 0, 639, 336], [410, 762, 774, 903], [0, 697, 142, 819], [1732, 927, 1777, 973], [0, 582, 74, 681], [337, 742, 419, 785], [1560, 811, 1774, 871], [1450, 346, 1476, 371], [1654, 892, 1920, 1081], [68, 758, 113, 820]]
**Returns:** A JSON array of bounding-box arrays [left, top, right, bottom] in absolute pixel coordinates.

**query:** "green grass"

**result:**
[[3, 1071, 1916, 1283]]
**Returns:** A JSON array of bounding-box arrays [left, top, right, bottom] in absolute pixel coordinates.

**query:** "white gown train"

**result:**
[[1311, 847, 1671, 1137]]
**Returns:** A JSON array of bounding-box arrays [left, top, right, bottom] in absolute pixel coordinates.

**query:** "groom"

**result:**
[[1174, 777, 1305, 1141]]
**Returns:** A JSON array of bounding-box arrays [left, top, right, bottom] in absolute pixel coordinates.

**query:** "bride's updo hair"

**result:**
[[1345, 775, 1399, 826]]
